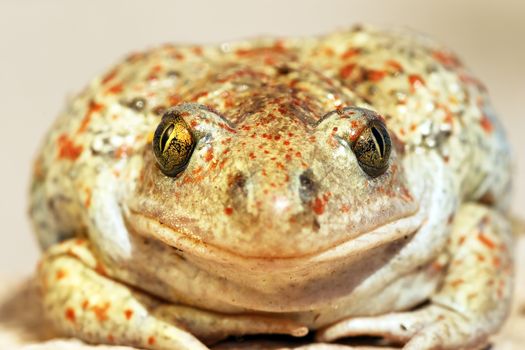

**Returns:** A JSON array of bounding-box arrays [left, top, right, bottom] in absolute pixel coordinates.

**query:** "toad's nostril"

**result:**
[[299, 169, 318, 204], [229, 172, 247, 197]]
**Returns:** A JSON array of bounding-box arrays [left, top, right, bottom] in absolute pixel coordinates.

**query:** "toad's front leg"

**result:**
[[317, 203, 514, 350], [37, 240, 307, 350]]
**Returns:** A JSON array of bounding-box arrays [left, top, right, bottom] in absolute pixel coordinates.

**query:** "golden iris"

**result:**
[[351, 120, 392, 177], [152, 112, 195, 176]]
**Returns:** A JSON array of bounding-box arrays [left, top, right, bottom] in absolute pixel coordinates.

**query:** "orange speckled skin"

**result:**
[[30, 26, 514, 349]]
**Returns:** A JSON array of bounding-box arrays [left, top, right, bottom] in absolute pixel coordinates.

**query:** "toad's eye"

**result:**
[[152, 113, 195, 177], [351, 120, 392, 177]]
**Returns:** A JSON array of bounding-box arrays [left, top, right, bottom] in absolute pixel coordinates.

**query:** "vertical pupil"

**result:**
[[371, 126, 385, 158], [161, 124, 175, 152]]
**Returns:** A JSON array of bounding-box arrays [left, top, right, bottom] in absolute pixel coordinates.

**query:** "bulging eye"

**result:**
[[351, 120, 392, 177], [152, 112, 195, 177]]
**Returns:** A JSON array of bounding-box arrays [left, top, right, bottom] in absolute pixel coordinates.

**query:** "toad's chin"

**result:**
[[125, 203, 425, 312]]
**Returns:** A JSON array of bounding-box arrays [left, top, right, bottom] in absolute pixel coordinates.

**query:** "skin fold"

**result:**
[[30, 26, 514, 349]]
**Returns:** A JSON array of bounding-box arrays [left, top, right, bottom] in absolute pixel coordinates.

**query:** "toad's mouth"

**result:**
[[126, 205, 425, 273]]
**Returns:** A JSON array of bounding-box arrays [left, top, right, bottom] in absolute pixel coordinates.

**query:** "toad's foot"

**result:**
[[317, 203, 514, 350], [37, 239, 308, 350], [317, 303, 485, 349]]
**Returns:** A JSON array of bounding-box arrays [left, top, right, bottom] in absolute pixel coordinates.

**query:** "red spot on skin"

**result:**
[[433, 50, 462, 67], [84, 188, 92, 208], [312, 198, 325, 215], [264, 55, 277, 66], [366, 69, 386, 82], [82, 300, 89, 310], [147, 74, 159, 81], [283, 140, 290, 146], [218, 122, 237, 134], [78, 100, 104, 133], [114, 145, 132, 159], [148, 336, 156, 345], [223, 91, 235, 108], [224, 207, 233, 216], [95, 262, 107, 276], [341, 47, 360, 60], [172, 51, 185, 60], [340, 204, 350, 213], [443, 110, 454, 126], [150, 64, 162, 74], [249, 152, 256, 160], [91, 302, 110, 322], [57, 134, 83, 160], [107, 334, 114, 343], [235, 42, 286, 58], [106, 84, 123, 94], [459, 73, 487, 91], [480, 114, 493, 134], [312, 193, 331, 216], [450, 278, 464, 287], [431, 261, 444, 272], [124, 309, 134, 320], [191, 91, 209, 101], [101, 68, 118, 84], [55, 269, 67, 280], [408, 74, 425, 92], [493, 257, 501, 268], [323, 47, 335, 57], [385, 60, 403, 73], [278, 106, 288, 116], [65, 308, 76, 323], [339, 63, 356, 79], [168, 94, 181, 106], [478, 232, 496, 249], [192, 46, 203, 56], [204, 148, 214, 162], [75, 238, 86, 246]]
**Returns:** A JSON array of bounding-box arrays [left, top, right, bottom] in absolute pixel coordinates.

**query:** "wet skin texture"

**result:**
[[30, 26, 514, 349]]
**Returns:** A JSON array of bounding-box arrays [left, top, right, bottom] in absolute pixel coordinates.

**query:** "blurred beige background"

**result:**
[[0, 0, 523, 278]]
